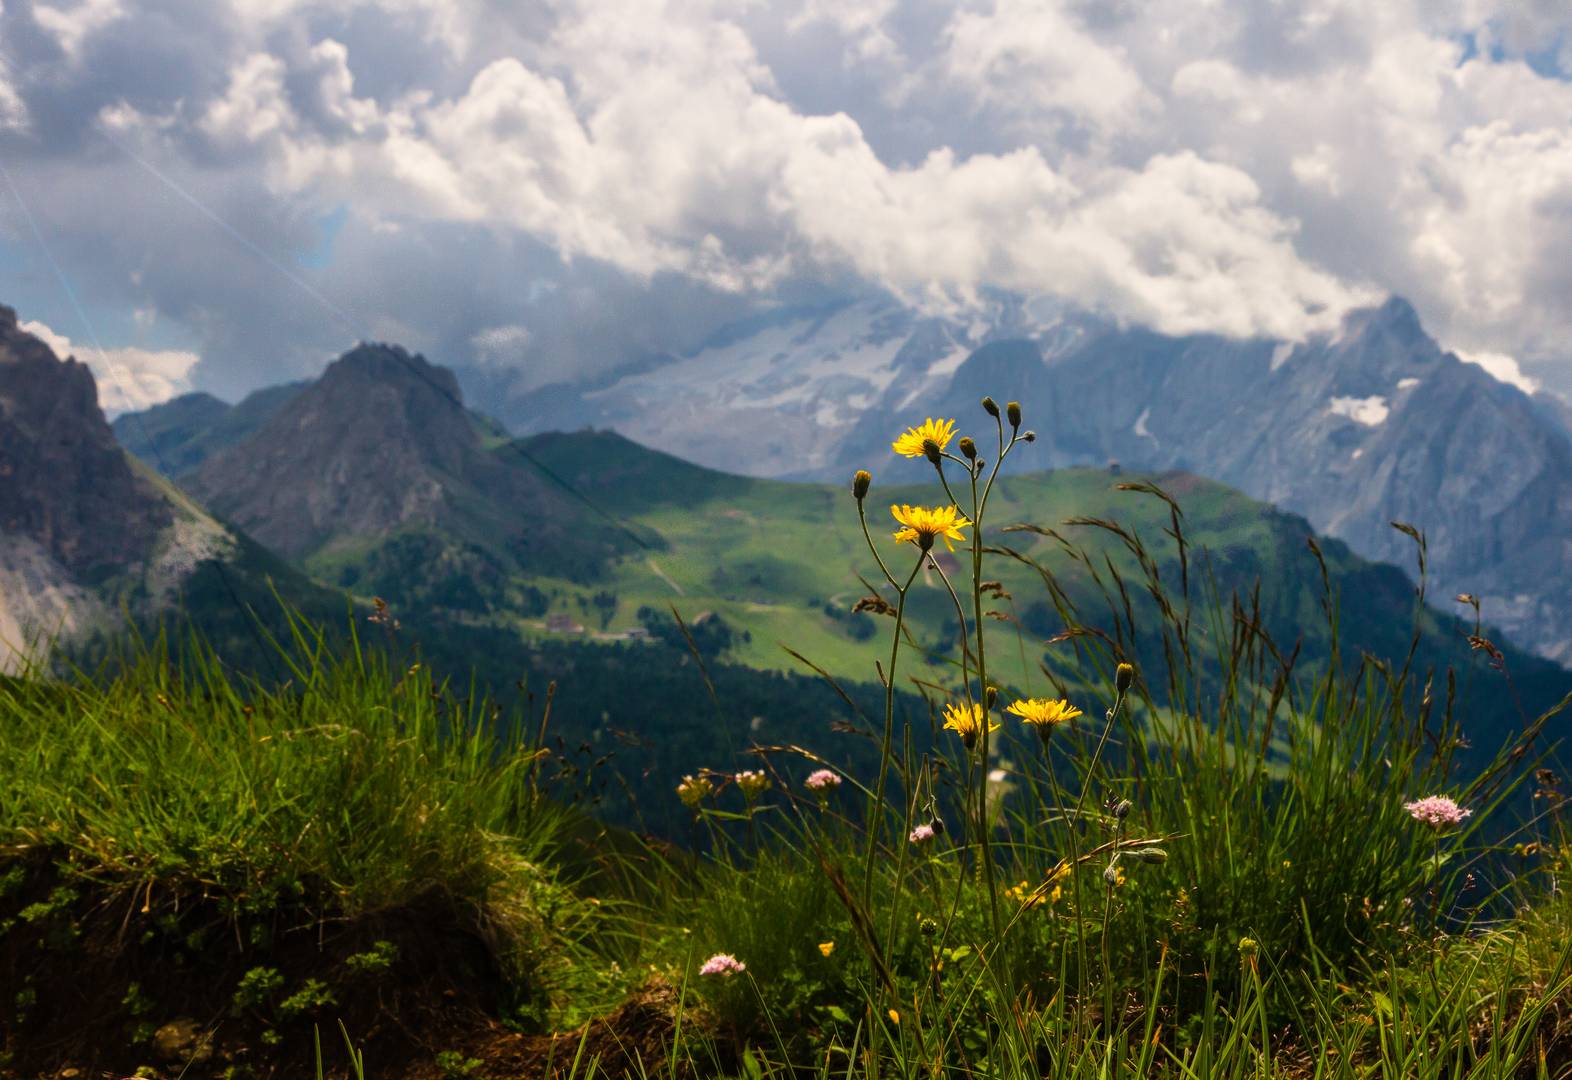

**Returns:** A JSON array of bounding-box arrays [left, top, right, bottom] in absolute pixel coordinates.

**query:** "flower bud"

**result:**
[[1102, 864, 1121, 887], [985, 685, 999, 710], [1129, 846, 1167, 864], [929, 816, 945, 835], [922, 438, 943, 466], [1006, 401, 1022, 429], [852, 470, 871, 501], [920, 917, 939, 937], [1116, 662, 1135, 694], [1114, 799, 1133, 821], [1238, 936, 1259, 959], [1022, 431, 1037, 443], [981, 396, 1000, 418], [958, 436, 977, 460]]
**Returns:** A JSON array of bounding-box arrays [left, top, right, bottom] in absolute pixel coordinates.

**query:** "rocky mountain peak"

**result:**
[[185, 342, 512, 558], [0, 313, 170, 576]]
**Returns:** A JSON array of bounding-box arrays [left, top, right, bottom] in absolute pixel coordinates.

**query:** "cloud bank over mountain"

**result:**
[[0, 0, 1569, 401]]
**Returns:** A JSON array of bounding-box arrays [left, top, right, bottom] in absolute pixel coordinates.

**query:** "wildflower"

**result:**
[[942, 702, 998, 751], [1405, 795, 1472, 829], [1238, 937, 1259, 959], [891, 504, 971, 552], [1006, 697, 1083, 738], [1006, 401, 1022, 429], [818, 941, 835, 957], [909, 823, 935, 844], [676, 774, 713, 809], [699, 953, 745, 977], [958, 436, 977, 461], [852, 469, 871, 501], [804, 768, 841, 793], [887, 1008, 900, 1025], [735, 769, 770, 801], [1006, 880, 1045, 909], [892, 417, 957, 459]]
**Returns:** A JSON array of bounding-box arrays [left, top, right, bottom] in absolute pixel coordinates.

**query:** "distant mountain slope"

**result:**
[[0, 305, 335, 670], [464, 295, 1572, 662], [113, 382, 308, 477], [181, 343, 645, 612], [917, 299, 1572, 663], [500, 429, 1570, 753], [100, 330, 1570, 747]]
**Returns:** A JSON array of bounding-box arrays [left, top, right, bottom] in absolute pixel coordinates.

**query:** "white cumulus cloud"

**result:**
[[21, 320, 200, 414]]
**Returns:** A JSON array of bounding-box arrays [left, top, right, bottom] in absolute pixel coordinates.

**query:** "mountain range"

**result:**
[[436, 295, 1572, 665], [81, 308, 1563, 744]]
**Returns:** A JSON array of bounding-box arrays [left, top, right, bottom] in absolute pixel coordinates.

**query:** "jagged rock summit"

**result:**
[[0, 305, 320, 669], [0, 304, 172, 575], [187, 343, 491, 558]]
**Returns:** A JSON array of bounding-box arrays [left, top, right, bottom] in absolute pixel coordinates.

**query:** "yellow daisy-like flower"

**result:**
[[891, 504, 972, 552], [942, 701, 999, 749], [892, 417, 957, 459], [1006, 698, 1084, 733]]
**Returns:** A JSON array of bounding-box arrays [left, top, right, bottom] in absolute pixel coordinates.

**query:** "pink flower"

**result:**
[[804, 768, 841, 793], [909, 823, 935, 844], [1405, 795, 1472, 829], [699, 952, 746, 977]]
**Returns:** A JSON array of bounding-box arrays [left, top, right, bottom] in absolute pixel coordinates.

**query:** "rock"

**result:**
[[152, 1017, 214, 1064]]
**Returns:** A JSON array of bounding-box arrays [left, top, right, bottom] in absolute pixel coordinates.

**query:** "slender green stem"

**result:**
[[862, 555, 925, 913], [1042, 729, 1089, 1039], [857, 499, 901, 592]]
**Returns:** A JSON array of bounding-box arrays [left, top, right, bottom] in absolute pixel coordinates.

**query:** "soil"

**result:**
[[0, 853, 694, 1079]]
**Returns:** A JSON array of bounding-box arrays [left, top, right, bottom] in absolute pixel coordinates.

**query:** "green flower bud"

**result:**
[[922, 438, 943, 466], [852, 470, 871, 501], [920, 917, 940, 937], [985, 685, 999, 710], [958, 436, 977, 460], [982, 396, 1000, 418], [1022, 431, 1037, 443], [1114, 799, 1133, 821], [1102, 864, 1121, 887], [1116, 662, 1135, 694], [1129, 846, 1167, 864], [1006, 401, 1022, 429], [1238, 936, 1259, 959]]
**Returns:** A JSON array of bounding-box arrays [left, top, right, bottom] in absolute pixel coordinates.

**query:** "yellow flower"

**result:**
[[1006, 698, 1084, 733], [887, 1008, 901, 1025], [892, 417, 957, 459], [891, 504, 972, 552], [942, 702, 998, 750], [818, 941, 835, 957]]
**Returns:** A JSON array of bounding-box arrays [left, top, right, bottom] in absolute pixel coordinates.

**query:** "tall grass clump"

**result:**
[[660, 395, 1572, 1077], [0, 611, 628, 1068]]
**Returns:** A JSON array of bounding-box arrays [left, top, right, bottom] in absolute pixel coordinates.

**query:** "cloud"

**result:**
[[95, 0, 1366, 344], [31, 0, 126, 61], [0, 0, 1569, 402], [1455, 349, 1542, 395], [469, 323, 530, 368], [20, 319, 199, 413]]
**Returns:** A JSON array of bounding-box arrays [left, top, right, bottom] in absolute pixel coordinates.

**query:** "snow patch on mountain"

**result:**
[[1329, 395, 1389, 426]]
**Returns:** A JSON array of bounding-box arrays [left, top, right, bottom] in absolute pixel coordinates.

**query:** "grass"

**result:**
[[6, 396, 1572, 1078]]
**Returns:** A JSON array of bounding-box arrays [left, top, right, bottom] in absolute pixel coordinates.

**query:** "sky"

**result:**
[[1, 0, 1569, 411]]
